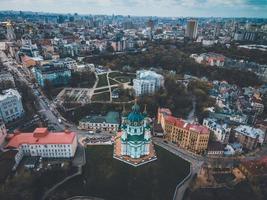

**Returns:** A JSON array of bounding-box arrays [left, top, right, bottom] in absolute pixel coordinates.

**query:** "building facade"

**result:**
[[79, 111, 120, 132], [203, 118, 231, 143], [158, 108, 210, 154], [186, 20, 198, 39], [0, 89, 24, 123], [190, 53, 225, 67], [34, 64, 71, 87], [0, 71, 15, 90], [120, 102, 152, 159], [6, 128, 78, 159], [0, 121, 7, 145], [234, 125, 265, 150], [133, 70, 164, 96]]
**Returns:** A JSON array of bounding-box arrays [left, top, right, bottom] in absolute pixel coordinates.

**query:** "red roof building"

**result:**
[[6, 128, 78, 159]]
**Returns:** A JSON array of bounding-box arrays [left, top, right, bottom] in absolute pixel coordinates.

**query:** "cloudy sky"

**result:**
[[0, 0, 267, 17]]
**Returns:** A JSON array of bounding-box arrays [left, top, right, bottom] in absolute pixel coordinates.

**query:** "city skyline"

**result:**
[[0, 0, 267, 18]]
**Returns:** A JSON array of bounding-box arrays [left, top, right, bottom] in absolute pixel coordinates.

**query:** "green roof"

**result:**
[[127, 102, 145, 122], [80, 111, 120, 124]]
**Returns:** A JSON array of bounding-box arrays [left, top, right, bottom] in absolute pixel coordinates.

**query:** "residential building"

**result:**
[[190, 53, 225, 67], [0, 121, 7, 145], [133, 70, 164, 96], [251, 96, 264, 114], [203, 118, 231, 143], [157, 107, 172, 130], [120, 102, 152, 159], [234, 125, 265, 150], [52, 57, 78, 71], [79, 111, 120, 132], [0, 89, 24, 123], [158, 108, 210, 154], [224, 143, 243, 156], [34, 63, 71, 87], [6, 128, 78, 164], [186, 19, 198, 39], [0, 71, 15, 89], [207, 141, 225, 157]]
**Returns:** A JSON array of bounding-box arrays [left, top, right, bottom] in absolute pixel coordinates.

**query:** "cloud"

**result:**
[[0, 0, 266, 17]]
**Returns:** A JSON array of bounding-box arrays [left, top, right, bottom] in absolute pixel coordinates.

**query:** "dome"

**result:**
[[127, 101, 144, 122], [127, 112, 144, 122]]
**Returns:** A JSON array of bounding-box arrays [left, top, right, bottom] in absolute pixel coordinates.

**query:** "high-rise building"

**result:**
[[186, 19, 198, 39]]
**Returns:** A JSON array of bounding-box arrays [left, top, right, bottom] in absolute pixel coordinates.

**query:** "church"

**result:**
[[120, 101, 152, 158]]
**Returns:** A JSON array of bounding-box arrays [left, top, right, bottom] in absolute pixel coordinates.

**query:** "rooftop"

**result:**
[[35, 64, 70, 74], [80, 111, 120, 124], [6, 128, 76, 148], [234, 125, 264, 139], [165, 115, 210, 134], [0, 89, 21, 101]]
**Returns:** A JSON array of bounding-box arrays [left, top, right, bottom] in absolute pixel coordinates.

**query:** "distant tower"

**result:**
[[186, 19, 198, 40], [6, 21, 16, 41]]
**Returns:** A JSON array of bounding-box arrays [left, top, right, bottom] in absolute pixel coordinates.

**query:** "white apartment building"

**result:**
[[0, 89, 24, 123], [133, 70, 164, 96], [203, 118, 231, 143], [6, 128, 78, 164]]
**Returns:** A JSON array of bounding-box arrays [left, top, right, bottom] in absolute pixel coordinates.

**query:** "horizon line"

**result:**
[[0, 9, 267, 19]]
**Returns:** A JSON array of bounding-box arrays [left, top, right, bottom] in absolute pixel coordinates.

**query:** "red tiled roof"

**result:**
[[164, 116, 209, 134], [6, 128, 76, 148], [189, 124, 210, 134]]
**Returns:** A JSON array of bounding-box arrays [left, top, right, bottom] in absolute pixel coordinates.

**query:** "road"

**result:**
[[0, 50, 96, 138], [153, 137, 203, 200]]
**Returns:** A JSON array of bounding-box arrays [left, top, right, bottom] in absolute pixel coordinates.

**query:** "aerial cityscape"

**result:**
[[0, 1, 267, 200]]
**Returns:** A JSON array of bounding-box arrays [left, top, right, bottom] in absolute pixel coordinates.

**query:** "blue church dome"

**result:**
[[127, 101, 144, 122]]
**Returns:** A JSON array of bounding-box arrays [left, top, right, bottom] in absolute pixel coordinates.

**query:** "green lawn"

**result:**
[[96, 73, 109, 88], [109, 72, 123, 78], [114, 76, 131, 83], [52, 145, 190, 200], [94, 88, 110, 93], [109, 72, 135, 83], [109, 78, 120, 85], [91, 92, 110, 102]]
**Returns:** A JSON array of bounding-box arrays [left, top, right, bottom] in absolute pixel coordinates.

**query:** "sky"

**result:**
[[0, 0, 267, 18]]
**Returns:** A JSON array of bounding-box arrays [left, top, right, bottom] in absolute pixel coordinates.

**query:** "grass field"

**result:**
[[96, 73, 109, 88], [109, 78, 120, 85], [52, 145, 190, 200], [94, 88, 110, 93], [91, 92, 110, 102], [109, 72, 135, 83]]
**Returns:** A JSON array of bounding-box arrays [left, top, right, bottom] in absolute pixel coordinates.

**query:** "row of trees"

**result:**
[[84, 42, 262, 87]]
